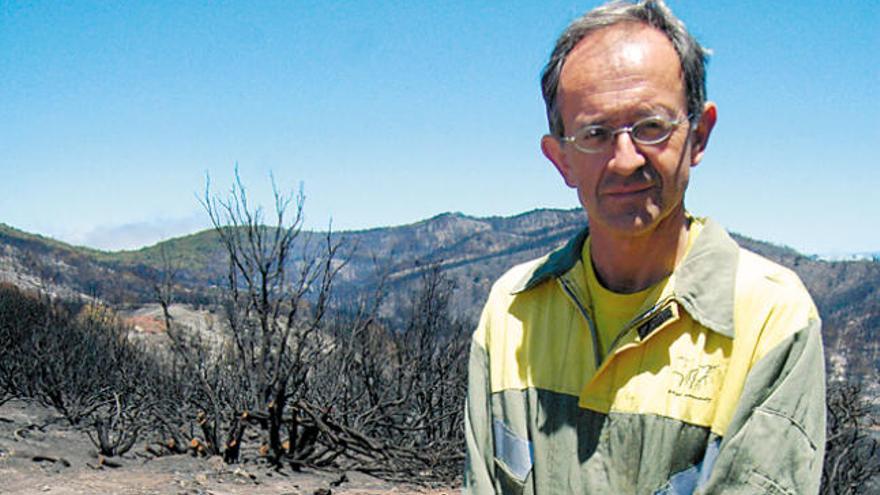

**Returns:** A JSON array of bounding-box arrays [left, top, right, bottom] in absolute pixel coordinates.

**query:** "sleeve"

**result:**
[[463, 313, 497, 494], [698, 316, 826, 495]]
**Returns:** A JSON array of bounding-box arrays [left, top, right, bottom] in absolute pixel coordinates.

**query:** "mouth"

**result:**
[[602, 182, 654, 197]]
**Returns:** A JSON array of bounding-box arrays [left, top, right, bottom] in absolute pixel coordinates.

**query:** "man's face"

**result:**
[[541, 23, 716, 238]]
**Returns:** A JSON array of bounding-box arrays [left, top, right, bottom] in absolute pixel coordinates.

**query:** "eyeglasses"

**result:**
[[559, 115, 689, 154]]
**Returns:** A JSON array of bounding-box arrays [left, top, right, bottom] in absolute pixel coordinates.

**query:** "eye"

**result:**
[[577, 125, 612, 144]]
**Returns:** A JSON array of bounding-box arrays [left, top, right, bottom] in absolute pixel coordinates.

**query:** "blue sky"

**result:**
[[1, 0, 878, 255]]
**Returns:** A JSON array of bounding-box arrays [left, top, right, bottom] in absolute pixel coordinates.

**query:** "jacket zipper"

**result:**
[[558, 277, 603, 370]]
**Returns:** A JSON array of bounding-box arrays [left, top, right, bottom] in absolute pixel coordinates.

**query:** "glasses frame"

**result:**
[[559, 114, 692, 154]]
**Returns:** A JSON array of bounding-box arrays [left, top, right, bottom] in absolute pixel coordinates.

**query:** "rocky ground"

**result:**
[[0, 400, 456, 495]]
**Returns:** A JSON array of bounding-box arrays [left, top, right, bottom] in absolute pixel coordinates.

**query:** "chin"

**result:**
[[604, 207, 662, 234], [591, 216, 655, 238]]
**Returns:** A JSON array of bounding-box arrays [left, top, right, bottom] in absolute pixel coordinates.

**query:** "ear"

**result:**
[[541, 134, 577, 188], [689, 102, 717, 167]]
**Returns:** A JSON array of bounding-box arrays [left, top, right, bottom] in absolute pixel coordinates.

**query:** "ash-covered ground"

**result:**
[[0, 400, 455, 495]]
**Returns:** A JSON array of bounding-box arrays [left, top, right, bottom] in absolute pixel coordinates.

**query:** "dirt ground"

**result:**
[[0, 400, 457, 495]]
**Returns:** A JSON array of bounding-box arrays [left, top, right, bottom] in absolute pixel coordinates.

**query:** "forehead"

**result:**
[[558, 23, 685, 120]]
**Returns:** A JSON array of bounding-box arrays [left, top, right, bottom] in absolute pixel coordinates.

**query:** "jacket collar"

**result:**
[[510, 217, 738, 338]]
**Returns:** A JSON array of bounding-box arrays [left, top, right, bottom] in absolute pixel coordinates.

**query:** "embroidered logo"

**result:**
[[668, 357, 720, 402]]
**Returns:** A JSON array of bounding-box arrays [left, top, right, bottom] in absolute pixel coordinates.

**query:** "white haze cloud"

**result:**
[[70, 215, 211, 252]]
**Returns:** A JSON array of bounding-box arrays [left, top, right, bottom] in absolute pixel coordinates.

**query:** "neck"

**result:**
[[589, 207, 690, 294]]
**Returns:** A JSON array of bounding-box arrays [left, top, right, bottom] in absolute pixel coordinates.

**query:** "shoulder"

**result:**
[[473, 252, 559, 346], [473, 226, 588, 347], [732, 245, 820, 357], [479, 254, 552, 323], [734, 246, 816, 313]]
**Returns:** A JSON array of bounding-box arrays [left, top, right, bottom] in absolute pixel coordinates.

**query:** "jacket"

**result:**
[[464, 217, 825, 494]]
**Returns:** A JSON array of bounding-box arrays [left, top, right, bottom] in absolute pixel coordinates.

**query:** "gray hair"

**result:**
[[540, 0, 710, 136]]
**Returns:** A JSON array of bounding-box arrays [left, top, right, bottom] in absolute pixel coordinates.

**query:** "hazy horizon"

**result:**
[[5, 206, 879, 261]]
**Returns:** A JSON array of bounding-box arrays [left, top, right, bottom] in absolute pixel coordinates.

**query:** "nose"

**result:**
[[607, 131, 646, 175]]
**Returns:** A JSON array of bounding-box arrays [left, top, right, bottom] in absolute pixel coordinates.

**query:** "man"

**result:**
[[464, 1, 826, 494]]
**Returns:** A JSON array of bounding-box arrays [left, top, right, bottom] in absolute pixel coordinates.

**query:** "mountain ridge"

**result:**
[[1, 209, 877, 388]]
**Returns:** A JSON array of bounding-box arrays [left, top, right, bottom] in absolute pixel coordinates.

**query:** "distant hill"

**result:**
[[1, 209, 877, 386]]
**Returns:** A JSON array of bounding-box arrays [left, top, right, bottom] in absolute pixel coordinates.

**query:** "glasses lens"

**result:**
[[575, 126, 612, 152], [632, 117, 675, 144]]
